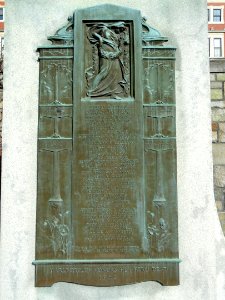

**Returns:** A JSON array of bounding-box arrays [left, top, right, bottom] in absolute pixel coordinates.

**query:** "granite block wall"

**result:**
[[210, 60, 225, 234]]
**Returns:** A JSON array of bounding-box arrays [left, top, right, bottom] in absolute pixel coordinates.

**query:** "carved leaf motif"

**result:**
[[147, 211, 171, 252], [40, 205, 71, 257], [40, 62, 72, 104]]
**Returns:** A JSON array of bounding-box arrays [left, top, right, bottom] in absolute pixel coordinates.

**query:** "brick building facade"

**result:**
[[208, 1, 225, 234], [0, 0, 4, 55], [208, 0, 225, 58]]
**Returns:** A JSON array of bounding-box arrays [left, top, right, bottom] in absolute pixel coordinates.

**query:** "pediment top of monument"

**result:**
[[38, 4, 170, 47], [74, 3, 141, 13]]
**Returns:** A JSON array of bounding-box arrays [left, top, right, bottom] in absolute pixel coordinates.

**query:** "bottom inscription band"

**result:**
[[33, 260, 180, 287]]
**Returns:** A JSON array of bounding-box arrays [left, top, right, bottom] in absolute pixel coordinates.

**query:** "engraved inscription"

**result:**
[[35, 262, 176, 287], [73, 103, 143, 257], [48, 264, 168, 275]]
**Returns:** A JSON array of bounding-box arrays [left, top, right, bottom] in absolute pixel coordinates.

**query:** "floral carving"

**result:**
[[40, 62, 72, 105], [40, 202, 71, 257], [147, 211, 171, 252], [144, 64, 174, 103]]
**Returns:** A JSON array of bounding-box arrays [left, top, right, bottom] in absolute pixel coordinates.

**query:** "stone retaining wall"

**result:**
[[0, 89, 2, 157], [210, 59, 225, 234], [0, 57, 3, 178]]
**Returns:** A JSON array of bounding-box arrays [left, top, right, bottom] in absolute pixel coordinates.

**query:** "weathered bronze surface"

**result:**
[[34, 4, 179, 287]]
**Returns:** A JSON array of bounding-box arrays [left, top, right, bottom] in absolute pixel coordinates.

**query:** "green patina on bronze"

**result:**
[[34, 4, 179, 287]]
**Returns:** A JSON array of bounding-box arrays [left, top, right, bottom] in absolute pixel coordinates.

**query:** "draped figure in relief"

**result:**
[[86, 22, 129, 99]]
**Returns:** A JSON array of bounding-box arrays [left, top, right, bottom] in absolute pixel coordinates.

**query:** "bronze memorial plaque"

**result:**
[[33, 4, 180, 287]]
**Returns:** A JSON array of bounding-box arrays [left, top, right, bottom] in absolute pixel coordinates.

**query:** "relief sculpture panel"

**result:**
[[34, 4, 179, 288], [84, 22, 131, 99]]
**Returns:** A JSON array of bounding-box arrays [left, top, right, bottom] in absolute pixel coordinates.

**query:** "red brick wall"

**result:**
[[208, 2, 225, 30], [0, 1, 4, 31], [208, 2, 225, 57]]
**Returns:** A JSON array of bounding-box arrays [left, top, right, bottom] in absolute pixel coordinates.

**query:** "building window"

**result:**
[[0, 8, 3, 21], [208, 6, 224, 24], [213, 9, 221, 22], [214, 38, 222, 57], [209, 38, 210, 57]]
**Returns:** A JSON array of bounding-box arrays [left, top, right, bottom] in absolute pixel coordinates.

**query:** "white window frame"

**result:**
[[208, 34, 224, 58], [208, 37, 210, 57], [208, 6, 224, 24], [0, 7, 4, 23], [214, 38, 222, 57]]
